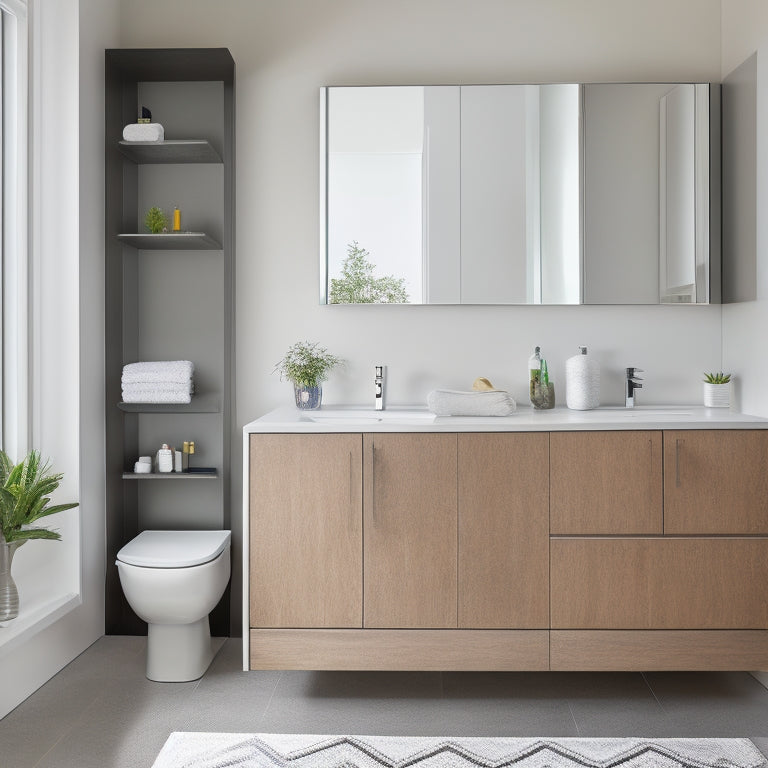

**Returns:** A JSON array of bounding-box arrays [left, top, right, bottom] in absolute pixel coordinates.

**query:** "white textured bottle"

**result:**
[[565, 346, 600, 410]]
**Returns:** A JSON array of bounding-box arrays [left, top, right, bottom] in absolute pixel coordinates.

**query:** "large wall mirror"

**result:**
[[319, 83, 720, 305]]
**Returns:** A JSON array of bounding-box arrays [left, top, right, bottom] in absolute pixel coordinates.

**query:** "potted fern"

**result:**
[[703, 372, 731, 408], [0, 450, 78, 621], [274, 341, 341, 410]]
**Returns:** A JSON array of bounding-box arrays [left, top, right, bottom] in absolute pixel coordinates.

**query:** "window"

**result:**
[[0, 0, 28, 457]]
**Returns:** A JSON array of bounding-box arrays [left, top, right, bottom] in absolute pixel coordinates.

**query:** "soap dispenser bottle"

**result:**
[[565, 345, 600, 410], [528, 346, 542, 406]]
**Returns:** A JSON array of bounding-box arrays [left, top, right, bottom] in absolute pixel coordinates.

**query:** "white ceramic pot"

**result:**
[[703, 382, 730, 408]]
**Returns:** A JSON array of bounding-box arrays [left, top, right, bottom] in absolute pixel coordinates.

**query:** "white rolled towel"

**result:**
[[122, 123, 164, 142], [427, 389, 517, 417], [122, 381, 192, 395], [122, 388, 192, 404], [122, 360, 194, 385]]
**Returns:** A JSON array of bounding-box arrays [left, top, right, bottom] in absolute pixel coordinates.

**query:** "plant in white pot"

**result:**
[[274, 341, 342, 410], [0, 450, 78, 621], [703, 372, 731, 408]]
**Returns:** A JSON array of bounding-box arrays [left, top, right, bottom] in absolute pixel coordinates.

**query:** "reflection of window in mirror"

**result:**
[[327, 87, 423, 304]]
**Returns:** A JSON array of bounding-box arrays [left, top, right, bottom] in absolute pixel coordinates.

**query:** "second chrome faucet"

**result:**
[[625, 367, 644, 407]]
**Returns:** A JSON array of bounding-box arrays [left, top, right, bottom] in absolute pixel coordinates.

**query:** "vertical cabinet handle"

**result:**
[[349, 451, 353, 506], [675, 438, 682, 488], [371, 442, 376, 521]]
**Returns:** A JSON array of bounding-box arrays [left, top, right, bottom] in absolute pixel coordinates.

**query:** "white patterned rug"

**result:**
[[152, 733, 767, 768]]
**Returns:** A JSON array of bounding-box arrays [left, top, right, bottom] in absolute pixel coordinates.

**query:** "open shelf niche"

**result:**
[[105, 48, 235, 637]]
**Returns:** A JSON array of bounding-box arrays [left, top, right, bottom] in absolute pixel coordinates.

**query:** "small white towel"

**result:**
[[122, 381, 192, 395], [427, 389, 517, 417], [122, 360, 194, 385], [122, 123, 164, 142]]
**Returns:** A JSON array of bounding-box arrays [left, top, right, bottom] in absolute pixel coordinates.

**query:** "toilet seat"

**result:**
[[117, 530, 231, 568]]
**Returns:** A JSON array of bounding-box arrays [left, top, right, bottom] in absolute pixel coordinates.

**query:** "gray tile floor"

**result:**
[[2, 636, 768, 767]]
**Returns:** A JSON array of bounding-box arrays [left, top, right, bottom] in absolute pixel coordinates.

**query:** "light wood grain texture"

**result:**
[[249, 434, 363, 628], [458, 433, 549, 628], [551, 630, 768, 670], [363, 433, 458, 628], [250, 629, 549, 670], [664, 430, 768, 534], [551, 537, 768, 629], [550, 431, 663, 534]]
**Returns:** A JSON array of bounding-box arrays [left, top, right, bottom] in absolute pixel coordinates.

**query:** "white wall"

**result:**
[[115, 0, 723, 632], [721, 1, 768, 415], [116, 0, 723, 415]]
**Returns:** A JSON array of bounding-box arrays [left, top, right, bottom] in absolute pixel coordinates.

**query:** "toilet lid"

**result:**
[[116, 530, 231, 568]]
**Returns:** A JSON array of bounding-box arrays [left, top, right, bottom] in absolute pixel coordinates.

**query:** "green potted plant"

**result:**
[[0, 450, 78, 621], [144, 206, 168, 234], [274, 341, 341, 410], [703, 372, 731, 408]]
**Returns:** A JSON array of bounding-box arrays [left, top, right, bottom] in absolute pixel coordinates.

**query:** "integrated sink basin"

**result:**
[[300, 408, 436, 425]]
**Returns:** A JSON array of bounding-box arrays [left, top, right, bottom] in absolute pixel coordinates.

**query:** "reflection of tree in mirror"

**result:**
[[329, 241, 409, 304]]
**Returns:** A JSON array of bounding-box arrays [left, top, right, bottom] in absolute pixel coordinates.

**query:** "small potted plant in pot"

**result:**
[[0, 450, 78, 621], [703, 372, 731, 408], [274, 341, 342, 410]]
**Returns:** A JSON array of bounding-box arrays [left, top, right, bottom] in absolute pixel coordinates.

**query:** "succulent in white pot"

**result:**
[[703, 372, 731, 408]]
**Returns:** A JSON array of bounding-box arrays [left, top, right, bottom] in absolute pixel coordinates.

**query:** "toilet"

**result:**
[[116, 529, 231, 682]]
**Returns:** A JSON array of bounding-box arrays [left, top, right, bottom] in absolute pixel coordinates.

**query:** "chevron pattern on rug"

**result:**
[[152, 733, 767, 768]]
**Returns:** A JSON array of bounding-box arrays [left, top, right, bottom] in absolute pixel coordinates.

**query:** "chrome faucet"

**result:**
[[625, 367, 644, 408], [375, 365, 385, 410]]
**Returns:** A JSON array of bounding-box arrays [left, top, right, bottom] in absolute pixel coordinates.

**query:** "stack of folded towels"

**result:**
[[427, 377, 517, 417], [122, 360, 194, 404]]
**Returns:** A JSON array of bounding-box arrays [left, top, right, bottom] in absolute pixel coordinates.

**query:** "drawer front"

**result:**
[[664, 430, 768, 534], [550, 431, 662, 534], [550, 537, 768, 629]]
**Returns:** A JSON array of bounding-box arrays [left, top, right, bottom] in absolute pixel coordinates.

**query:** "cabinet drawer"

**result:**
[[550, 431, 662, 534], [664, 430, 768, 534], [551, 537, 768, 629]]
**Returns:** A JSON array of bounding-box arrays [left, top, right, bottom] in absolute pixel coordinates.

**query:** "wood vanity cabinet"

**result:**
[[248, 427, 768, 671], [664, 430, 768, 533], [550, 431, 662, 534], [249, 434, 362, 628]]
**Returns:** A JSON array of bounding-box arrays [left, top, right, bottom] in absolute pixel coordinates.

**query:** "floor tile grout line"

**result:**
[[640, 671, 669, 715]]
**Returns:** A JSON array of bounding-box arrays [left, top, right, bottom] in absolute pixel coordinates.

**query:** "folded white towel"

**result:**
[[122, 123, 164, 142], [427, 389, 517, 417], [122, 381, 192, 395], [122, 360, 194, 385], [121, 388, 192, 404]]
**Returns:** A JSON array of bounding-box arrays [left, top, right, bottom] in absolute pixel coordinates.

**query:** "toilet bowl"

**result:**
[[116, 530, 231, 682]]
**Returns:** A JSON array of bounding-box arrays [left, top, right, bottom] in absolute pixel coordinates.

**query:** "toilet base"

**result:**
[[146, 617, 214, 682]]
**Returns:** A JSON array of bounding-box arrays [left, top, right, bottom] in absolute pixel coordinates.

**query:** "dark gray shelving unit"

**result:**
[[105, 49, 235, 637]]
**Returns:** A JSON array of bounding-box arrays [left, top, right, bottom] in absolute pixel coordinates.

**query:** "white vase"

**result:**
[[703, 382, 730, 408]]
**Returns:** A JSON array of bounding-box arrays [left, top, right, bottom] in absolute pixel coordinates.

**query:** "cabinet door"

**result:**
[[363, 433, 458, 628], [664, 430, 768, 533], [550, 431, 662, 534], [249, 434, 362, 628], [551, 537, 768, 629], [458, 433, 549, 628]]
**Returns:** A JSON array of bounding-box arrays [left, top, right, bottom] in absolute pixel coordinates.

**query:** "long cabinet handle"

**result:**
[[371, 442, 376, 521], [675, 438, 682, 488], [349, 451, 353, 506]]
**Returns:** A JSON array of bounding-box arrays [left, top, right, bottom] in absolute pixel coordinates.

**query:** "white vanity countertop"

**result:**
[[243, 405, 768, 433]]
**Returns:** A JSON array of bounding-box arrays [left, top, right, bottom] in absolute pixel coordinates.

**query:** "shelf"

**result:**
[[118, 394, 220, 413], [117, 233, 221, 250], [122, 470, 218, 480], [118, 139, 222, 164]]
